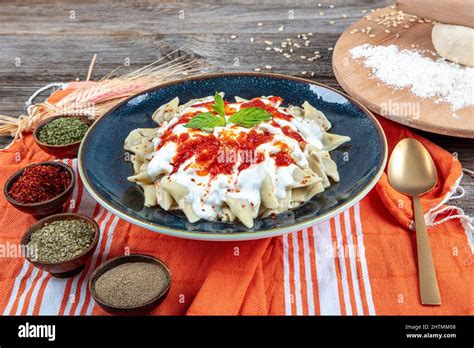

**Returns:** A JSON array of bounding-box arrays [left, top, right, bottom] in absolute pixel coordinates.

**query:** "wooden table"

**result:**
[[0, 0, 471, 215]]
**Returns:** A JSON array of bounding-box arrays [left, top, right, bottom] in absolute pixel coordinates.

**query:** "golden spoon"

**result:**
[[388, 138, 441, 306]]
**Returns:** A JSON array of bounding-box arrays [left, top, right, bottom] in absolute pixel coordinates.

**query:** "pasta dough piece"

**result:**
[[161, 180, 189, 203], [308, 154, 331, 188], [321, 132, 351, 151], [124, 128, 156, 151], [302, 101, 331, 130], [156, 181, 174, 211], [130, 155, 143, 174], [234, 96, 250, 103], [226, 197, 254, 228], [292, 181, 325, 203], [128, 163, 153, 184], [432, 23, 474, 67], [152, 97, 180, 124], [128, 172, 153, 184], [290, 167, 321, 188], [261, 172, 279, 209], [221, 207, 236, 222], [178, 97, 205, 111], [320, 151, 340, 182], [182, 202, 200, 223], [141, 184, 158, 207], [286, 105, 305, 119]]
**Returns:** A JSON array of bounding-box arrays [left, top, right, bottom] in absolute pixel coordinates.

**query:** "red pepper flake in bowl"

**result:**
[[8, 165, 71, 204]]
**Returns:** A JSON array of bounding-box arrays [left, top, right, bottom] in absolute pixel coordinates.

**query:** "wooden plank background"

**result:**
[[0, 0, 472, 215]]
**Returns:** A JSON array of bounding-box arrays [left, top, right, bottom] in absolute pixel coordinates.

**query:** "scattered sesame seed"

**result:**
[[310, 71, 315, 77], [264, 40, 273, 45], [250, 37, 255, 42], [329, 20, 335, 24], [265, 47, 271, 51], [369, 34, 376, 38], [403, 24, 410, 29], [342, 14, 348, 18], [329, 5, 334, 9], [254, 68, 261, 72], [257, 22, 263, 26], [278, 25, 284, 31], [301, 71, 307, 75], [230, 35, 237, 39], [318, 3, 322, 7], [384, 29, 391, 33], [300, 56, 306, 59], [395, 33, 400, 38], [328, 47, 333, 51], [362, 9, 367, 13], [319, 12, 324, 16], [265, 65, 272, 70]]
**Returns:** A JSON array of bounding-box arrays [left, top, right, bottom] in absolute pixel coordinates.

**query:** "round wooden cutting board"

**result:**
[[333, 6, 474, 138]]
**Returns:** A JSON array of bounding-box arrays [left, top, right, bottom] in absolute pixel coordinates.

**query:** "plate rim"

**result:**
[[78, 72, 388, 241]]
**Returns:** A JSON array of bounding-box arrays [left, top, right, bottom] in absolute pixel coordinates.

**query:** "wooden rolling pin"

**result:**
[[396, 0, 474, 28]]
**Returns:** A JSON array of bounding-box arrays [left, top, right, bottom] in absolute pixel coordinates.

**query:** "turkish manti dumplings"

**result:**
[[124, 94, 350, 228]]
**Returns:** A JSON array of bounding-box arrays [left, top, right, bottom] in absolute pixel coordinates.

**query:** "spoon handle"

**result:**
[[413, 195, 441, 305]]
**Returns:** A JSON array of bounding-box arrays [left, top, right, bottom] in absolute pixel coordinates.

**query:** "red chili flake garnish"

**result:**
[[156, 98, 304, 176], [241, 97, 292, 121], [272, 151, 294, 167], [168, 129, 276, 177], [157, 113, 195, 149], [8, 165, 71, 204]]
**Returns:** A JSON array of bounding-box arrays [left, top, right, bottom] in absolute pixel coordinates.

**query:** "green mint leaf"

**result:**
[[212, 92, 225, 119], [228, 107, 272, 128], [184, 112, 226, 130]]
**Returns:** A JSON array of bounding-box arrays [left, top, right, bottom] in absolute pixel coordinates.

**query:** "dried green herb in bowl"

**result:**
[[37, 117, 89, 145], [27, 219, 95, 263]]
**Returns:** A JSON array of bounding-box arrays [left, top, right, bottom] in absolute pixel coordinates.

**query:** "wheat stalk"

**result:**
[[0, 49, 204, 147]]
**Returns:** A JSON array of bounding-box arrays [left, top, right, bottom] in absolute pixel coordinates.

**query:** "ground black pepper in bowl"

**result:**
[[94, 262, 168, 308], [89, 254, 171, 313]]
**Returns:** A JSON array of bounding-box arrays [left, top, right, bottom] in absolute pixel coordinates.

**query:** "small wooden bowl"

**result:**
[[33, 115, 94, 158], [4, 161, 75, 217], [21, 213, 99, 278], [89, 254, 172, 315]]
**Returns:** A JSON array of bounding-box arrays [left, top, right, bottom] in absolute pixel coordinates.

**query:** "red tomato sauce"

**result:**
[[158, 98, 300, 176]]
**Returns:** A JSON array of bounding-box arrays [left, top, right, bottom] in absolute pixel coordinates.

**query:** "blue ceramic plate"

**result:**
[[79, 73, 387, 241]]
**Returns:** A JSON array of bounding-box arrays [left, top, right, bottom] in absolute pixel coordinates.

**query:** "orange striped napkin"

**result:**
[[0, 98, 472, 315]]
